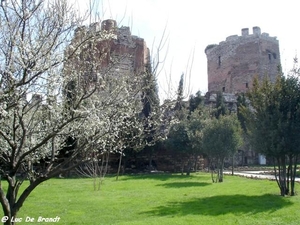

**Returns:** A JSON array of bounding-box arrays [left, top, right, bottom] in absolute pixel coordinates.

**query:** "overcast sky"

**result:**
[[75, 0, 300, 100]]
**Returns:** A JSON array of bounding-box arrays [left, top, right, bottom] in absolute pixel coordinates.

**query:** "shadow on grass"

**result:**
[[141, 194, 293, 217], [120, 173, 196, 181], [157, 181, 210, 188]]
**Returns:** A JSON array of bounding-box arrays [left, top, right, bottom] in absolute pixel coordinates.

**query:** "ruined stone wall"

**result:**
[[96, 19, 150, 77], [67, 19, 150, 85], [205, 27, 281, 94], [107, 147, 205, 174]]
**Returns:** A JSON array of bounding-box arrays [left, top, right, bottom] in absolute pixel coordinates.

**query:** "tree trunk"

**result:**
[[0, 176, 46, 225], [290, 154, 298, 196], [180, 160, 184, 175], [273, 157, 281, 193], [2, 208, 25, 225], [148, 147, 154, 170], [116, 152, 123, 181], [209, 160, 215, 183], [193, 155, 198, 172], [211, 169, 215, 183], [282, 156, 287, 196], [186, 159, 191, 176], [218, 158, 224, 182], [1, 178, 17, 225], [286, 155, 292, 195], [276, 156, 287, 196], [96, 151, 110, 191], [93, 160, 98, 191], [231, 154, 234, 176]]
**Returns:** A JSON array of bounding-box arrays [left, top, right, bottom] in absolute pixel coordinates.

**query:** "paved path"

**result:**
[[223, 170, 300, 182]]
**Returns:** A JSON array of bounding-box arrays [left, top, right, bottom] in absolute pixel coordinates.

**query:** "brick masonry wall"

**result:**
[[67, 19, 150, 83], [108, 148, 205, 174], [98, 20, 150, 76], [205, 27, 281, 94]]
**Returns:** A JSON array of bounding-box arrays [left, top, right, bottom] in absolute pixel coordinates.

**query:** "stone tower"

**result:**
[[97, 19, 150, 76], [65, 19, 150, 86], [205, 26, 281, 93]]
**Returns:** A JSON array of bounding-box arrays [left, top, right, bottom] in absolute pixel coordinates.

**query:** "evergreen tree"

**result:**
[[236, 93, 248, 132], [242, 75, 300, 196], [188, 90, 203, 113], [202, 114, 243, 182], [141, 64, 160, 118], [175, 73, 184, 112], [214, 91, 227, 119], [166, 90, 207, 175], [139, 63, 160, 169], [166, 114, 191, 174]]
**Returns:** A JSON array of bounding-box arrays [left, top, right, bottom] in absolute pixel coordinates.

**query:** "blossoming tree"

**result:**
[[0, 1, 169, 224]]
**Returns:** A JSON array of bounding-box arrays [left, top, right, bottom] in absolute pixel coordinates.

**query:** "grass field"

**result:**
[[6, 172, 300, 225]]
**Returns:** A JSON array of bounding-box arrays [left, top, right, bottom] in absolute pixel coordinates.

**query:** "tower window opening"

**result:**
[[218, 56, 221, 67], [222, 86, 225, 92], [268, 53, 272, 61], [273, 53, 277, 59], [246, 82, 248, 88]]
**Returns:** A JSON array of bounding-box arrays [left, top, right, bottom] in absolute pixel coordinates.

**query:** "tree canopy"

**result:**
[[202, 114, 243, 182], [0, 0, 170, 223], [241, 75, 300, 196]]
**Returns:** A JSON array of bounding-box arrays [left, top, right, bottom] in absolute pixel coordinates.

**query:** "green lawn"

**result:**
[[5, 173, 300, 224]]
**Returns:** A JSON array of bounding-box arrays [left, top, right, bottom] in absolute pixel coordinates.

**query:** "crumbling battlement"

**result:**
[[71, 19, 150, 77], [205, 26, 281, 94]]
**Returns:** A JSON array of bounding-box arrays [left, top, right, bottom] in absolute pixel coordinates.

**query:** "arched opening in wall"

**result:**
[[268, 53, 272, 62], [245, 82, 248, 89], [222, 86, 225, 92]]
